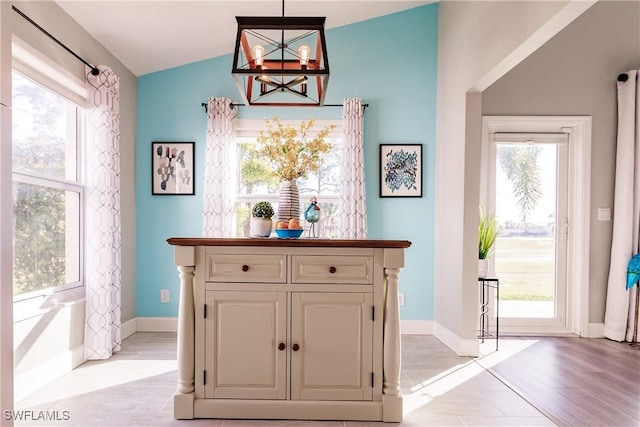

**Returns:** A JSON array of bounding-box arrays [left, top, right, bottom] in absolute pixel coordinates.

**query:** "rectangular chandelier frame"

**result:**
[[231, 16, 330, 107]]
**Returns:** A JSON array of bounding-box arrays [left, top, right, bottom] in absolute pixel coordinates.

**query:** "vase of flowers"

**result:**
[[257, 117, 333, 221]]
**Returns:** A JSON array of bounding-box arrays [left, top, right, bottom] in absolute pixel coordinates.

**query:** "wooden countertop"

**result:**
[[167, 237, 412, 249]]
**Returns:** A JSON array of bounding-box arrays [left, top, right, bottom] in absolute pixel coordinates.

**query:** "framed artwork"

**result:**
[[379, 144, 423, 198], [152, 142, 195, 195]]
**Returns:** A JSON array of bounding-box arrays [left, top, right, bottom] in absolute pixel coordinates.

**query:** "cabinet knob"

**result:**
[[329, 266, 337, 274], [278, 343, 285, 351], [242, 265, 249, 272], [292, 343, 300, 351]]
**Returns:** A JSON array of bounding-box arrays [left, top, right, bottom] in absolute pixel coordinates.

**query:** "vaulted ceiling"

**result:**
[[55, 1, 432, 76]]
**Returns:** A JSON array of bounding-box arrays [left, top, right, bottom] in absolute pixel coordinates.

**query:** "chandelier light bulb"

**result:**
[[298, 45, 310, 67], [253, 45, 265, 67]]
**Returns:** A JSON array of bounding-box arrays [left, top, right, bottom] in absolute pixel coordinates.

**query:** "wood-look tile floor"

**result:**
[[476, 336, 640, 427], [15, 333, 592, 427]]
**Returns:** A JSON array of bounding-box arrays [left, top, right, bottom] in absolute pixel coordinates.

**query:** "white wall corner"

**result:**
[[586, 322, 605, 338], [136, 317, 178, 332], [121, 317, 137, 339], [400, 320, 433, 335], [433, 321, 479, 357]]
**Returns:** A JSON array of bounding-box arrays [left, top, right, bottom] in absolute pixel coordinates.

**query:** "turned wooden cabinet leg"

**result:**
[[383, 267, 401, 397], [177, 265, 195, 394]]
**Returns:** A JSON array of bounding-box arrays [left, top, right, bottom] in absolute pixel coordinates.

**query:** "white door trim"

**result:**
[[481, 116, 592, 336]]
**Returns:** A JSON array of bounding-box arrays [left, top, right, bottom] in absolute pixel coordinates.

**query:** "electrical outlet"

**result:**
[[398, 292, 405, 306], [160, 289, 170, 303], [597, 208, 611, 221]]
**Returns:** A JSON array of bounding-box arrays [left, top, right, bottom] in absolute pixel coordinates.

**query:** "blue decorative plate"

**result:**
[[275, 228, 304, 239]]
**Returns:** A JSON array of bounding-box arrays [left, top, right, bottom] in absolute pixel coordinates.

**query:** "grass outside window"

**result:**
[[495, 237, 554, 301]]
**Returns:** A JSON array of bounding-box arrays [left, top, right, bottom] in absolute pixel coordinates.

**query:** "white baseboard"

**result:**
[[121, 318, 137, 339], [136, 317, 178, 332], [587, 322, 605, 338], [401, 320, 433, 335], [433, 321, 479, 357], [14, 345, 84, 403]]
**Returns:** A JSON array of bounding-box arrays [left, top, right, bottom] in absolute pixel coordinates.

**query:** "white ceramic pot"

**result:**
[[478, 259, 488, 278], [250, 217, 273, 237]]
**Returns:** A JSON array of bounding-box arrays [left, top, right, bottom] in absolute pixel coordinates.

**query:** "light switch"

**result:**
[[597, 208, 611, 221]]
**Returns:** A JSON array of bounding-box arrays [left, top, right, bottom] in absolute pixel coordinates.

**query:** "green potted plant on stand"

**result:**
[[478, 206, 498, 278], [251, 201, 275, 237]]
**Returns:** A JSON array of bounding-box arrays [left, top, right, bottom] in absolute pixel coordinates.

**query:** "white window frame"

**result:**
[[234, 119, 343, 236], [11, 40, 87, 320]]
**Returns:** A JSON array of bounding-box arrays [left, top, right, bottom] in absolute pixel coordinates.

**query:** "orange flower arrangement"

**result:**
[[257, 117, 334, 181]]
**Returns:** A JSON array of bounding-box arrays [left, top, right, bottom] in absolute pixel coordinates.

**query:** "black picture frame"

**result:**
[[152, 142, 195, 195], [379, 144, 423, 198]]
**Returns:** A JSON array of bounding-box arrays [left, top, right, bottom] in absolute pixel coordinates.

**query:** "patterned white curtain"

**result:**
[[84, 66, 122, 360], [202, 97, 237, 237], [339, 98, 368, 239], [604, 70, 640, 343]]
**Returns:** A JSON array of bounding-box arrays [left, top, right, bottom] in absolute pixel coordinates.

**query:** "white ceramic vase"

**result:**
[[478, 259, 489, 278], [250, 217, 272, 237], [277, 180, 301, 221]]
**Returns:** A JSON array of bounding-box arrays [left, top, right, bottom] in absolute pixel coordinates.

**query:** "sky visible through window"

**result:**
[[496, 144, 557, 228]]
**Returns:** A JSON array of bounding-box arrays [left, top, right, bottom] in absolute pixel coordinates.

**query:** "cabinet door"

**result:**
[[205, 291, 287, 399], [290, 292, 373, 401]]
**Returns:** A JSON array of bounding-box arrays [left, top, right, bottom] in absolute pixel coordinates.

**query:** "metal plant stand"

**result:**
[[478, 277, 499, 351]]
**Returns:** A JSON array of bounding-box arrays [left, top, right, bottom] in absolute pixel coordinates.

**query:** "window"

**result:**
[[12, 71, 84, 299], [233, 120, 342, 238]]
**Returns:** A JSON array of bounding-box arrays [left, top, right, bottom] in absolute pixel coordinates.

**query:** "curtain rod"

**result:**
[[12, 5, 100, 76], [201, 102, 368, 113], [618, 73, 638, 82]]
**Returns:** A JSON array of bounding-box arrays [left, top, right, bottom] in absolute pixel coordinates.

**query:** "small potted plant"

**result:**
[[251, 201, 275, 237], [478, 206, 498, 278]]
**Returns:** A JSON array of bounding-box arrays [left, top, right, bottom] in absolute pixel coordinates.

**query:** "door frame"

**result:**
[[481, 116, 592, 336]]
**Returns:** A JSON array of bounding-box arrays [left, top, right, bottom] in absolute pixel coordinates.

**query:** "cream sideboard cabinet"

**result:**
[[167, 238, 411, 422]]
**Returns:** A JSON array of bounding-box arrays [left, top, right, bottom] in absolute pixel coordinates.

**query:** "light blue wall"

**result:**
[[136, 4, 438, 319]]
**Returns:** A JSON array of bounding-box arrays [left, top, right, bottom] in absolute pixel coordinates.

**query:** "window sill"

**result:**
[[13, 286, 85, 323]]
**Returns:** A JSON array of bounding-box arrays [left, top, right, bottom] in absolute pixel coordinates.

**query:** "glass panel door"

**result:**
[[492, 137, 568, 332]]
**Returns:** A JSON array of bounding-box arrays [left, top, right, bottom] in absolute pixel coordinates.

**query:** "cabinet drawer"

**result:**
[[291, 256, 373, 284], [206, 254, 286, 283]]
